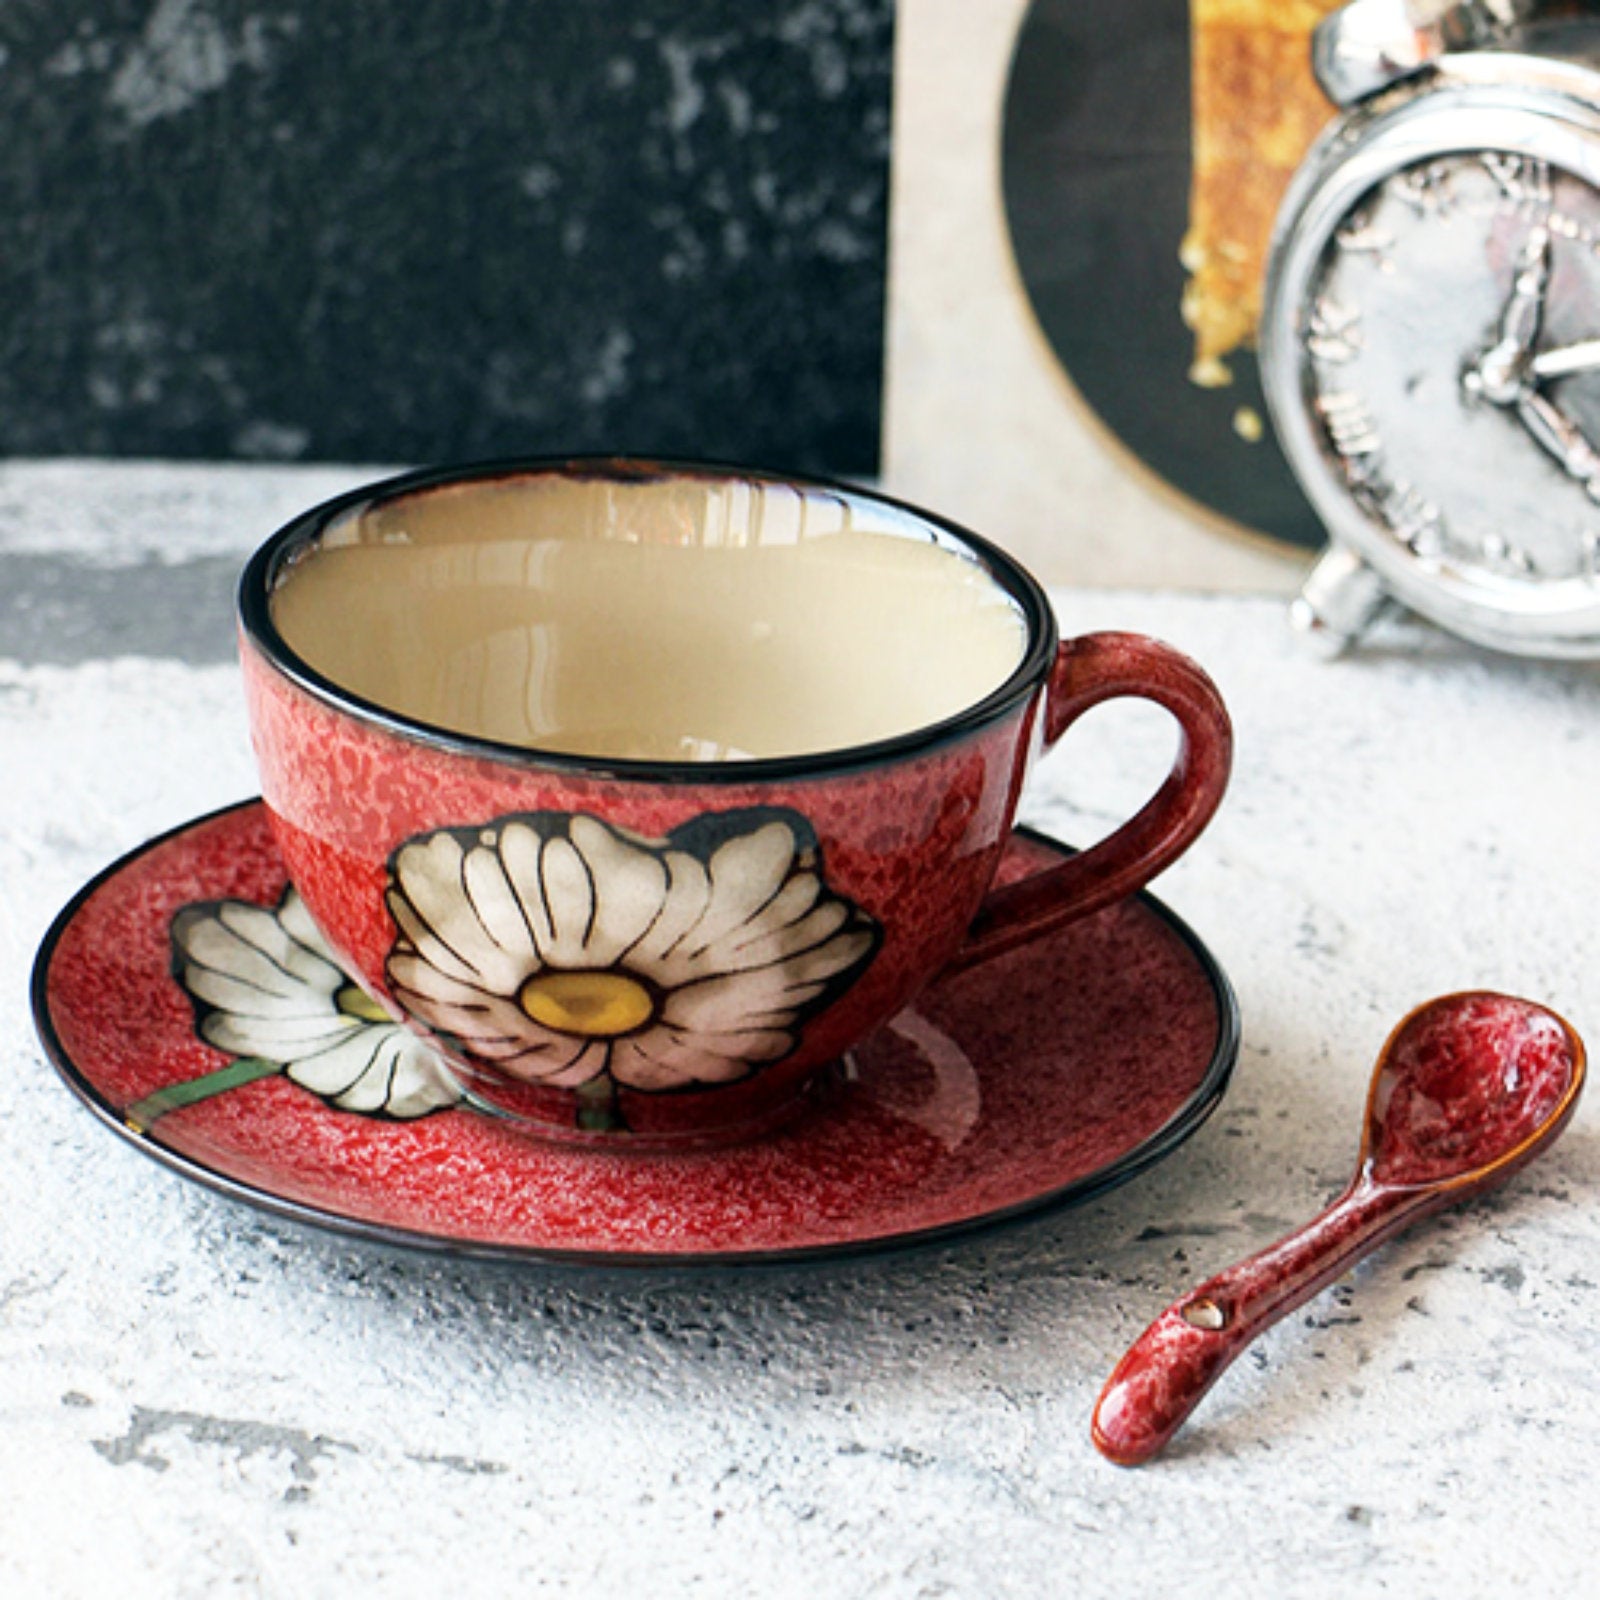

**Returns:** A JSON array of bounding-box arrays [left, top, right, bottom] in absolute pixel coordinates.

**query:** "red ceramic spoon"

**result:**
[[1092, 991, 1586, 1467]]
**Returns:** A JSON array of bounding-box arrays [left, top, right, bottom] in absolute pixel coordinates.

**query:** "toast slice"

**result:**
[[1183, 0, 1342, 387]]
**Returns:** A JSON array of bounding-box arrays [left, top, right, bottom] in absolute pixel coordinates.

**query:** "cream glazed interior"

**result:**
[[267, 468, 1032, 763]]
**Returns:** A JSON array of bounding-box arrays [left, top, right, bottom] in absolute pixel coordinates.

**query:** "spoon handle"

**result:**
[[1091, 1177, 1442, 1465]]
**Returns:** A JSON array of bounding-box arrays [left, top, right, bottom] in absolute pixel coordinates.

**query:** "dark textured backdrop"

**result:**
[[0, 0, 892, 474]]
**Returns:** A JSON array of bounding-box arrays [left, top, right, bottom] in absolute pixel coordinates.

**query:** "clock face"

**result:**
[[1300, 151, 1600, 592]]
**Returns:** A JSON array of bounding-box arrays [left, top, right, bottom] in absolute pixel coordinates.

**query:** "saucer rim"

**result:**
[[31, 798, 1240, 1271]]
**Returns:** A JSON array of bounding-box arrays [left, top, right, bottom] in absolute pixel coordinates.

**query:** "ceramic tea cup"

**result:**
[[238, 458, 1232, 1144]]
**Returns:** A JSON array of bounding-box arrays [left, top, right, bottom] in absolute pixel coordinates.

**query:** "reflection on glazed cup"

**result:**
[[237, 458, 1233, 1147]]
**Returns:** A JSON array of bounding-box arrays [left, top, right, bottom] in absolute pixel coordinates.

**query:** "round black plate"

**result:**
[[1000, 0, 1326, 552]]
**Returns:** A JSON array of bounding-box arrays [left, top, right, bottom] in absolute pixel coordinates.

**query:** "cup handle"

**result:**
[[951, 632, 1232, 972]]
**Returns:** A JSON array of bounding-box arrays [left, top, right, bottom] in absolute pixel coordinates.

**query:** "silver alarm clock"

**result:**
[[1261, 0, 1600, 656]]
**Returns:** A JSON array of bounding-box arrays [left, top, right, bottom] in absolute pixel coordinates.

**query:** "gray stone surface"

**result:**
[[3, 462, 1598, 1597], [0, 554, 239, 663]]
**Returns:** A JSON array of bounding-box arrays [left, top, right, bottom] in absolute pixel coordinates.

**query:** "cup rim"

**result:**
[[237, 455, 1060, 784]]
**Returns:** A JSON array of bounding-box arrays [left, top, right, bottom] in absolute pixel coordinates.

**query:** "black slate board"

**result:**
[[0, 0, 891, 476]]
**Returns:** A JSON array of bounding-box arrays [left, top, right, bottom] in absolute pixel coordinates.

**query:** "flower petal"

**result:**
[[660, 965, 827, 1035], [389, 832, 521, 988], [284, 1027, 394, 1099], [201, 1010, 360, 1062], [625, 848, 711, 972], [532, 834, 595, 967], [398, 1001, 535, 1057], [379, 1037, 463, 1118], [216, 899, 344, 991], [299, 1029, 460, 1117], [722, 870, 823, 951], [498, 820, 558, 959], [173, 903, 342, 1003], [681, 820, 801, 957], [177, 962, 335, 1021], [609, 1030, 755, 1090], [317, 1034, 409, 1115], [460, 837, 541, 977], [387, 949, 542, 1038], [689, 900, 856, 981], [456, 1029, 568, 1063], [171, 893, 459, 1120], [386, 949, 496, 1004], [386, 891, 473, 986], [669, 1025, 792, 1063], [278, 890, 336, 959], [567, 815, 670, 967], [493, 1036, 610, 1089]]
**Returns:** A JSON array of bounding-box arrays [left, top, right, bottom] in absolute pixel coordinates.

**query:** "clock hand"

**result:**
[[1531, 338, 1600, 382], [1513, 387, 1600, 502], [1457, 208, 1600, 491], [1462, 220, 1552, 404]]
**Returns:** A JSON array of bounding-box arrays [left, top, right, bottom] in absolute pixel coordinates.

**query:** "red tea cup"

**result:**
[[238, 458, 1231, 1145]]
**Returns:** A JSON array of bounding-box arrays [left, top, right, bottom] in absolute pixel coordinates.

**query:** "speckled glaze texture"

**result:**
[[33, 803, 1237, 1263], [1092, 993, 1585, 1466]]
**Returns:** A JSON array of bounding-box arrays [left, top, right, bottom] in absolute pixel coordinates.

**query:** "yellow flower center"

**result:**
[[337, 984, 392, 1024], [519, 969, 656, 1038]]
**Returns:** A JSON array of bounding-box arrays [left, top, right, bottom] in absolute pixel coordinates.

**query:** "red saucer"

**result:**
[[31, 801, 1237, 1266]]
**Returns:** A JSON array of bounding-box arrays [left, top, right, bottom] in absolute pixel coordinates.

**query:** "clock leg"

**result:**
[[1290, 546, 1394, 657]]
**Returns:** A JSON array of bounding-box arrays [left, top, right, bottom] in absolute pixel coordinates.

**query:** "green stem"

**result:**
[[575, 1072, 627, 1134], [124, 1057, 282, 1134]]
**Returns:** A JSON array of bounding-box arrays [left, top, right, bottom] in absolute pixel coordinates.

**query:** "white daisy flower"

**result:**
[[171, 888, 462, 1119], [384, 808, 879, 1095]]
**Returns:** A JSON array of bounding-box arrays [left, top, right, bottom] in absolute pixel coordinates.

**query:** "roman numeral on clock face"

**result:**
[[1391, 160, 1455, 216], [1333, 209, 1394, 267], [1483, 154, 1552, 209], [1316, 391, 1381, 458], [1307, 298, 1363, 365]]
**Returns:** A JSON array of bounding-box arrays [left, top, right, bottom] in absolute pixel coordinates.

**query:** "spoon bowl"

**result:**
[[1364, 992, 1580, 1189], [1092, 991, 1585, 1466]]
